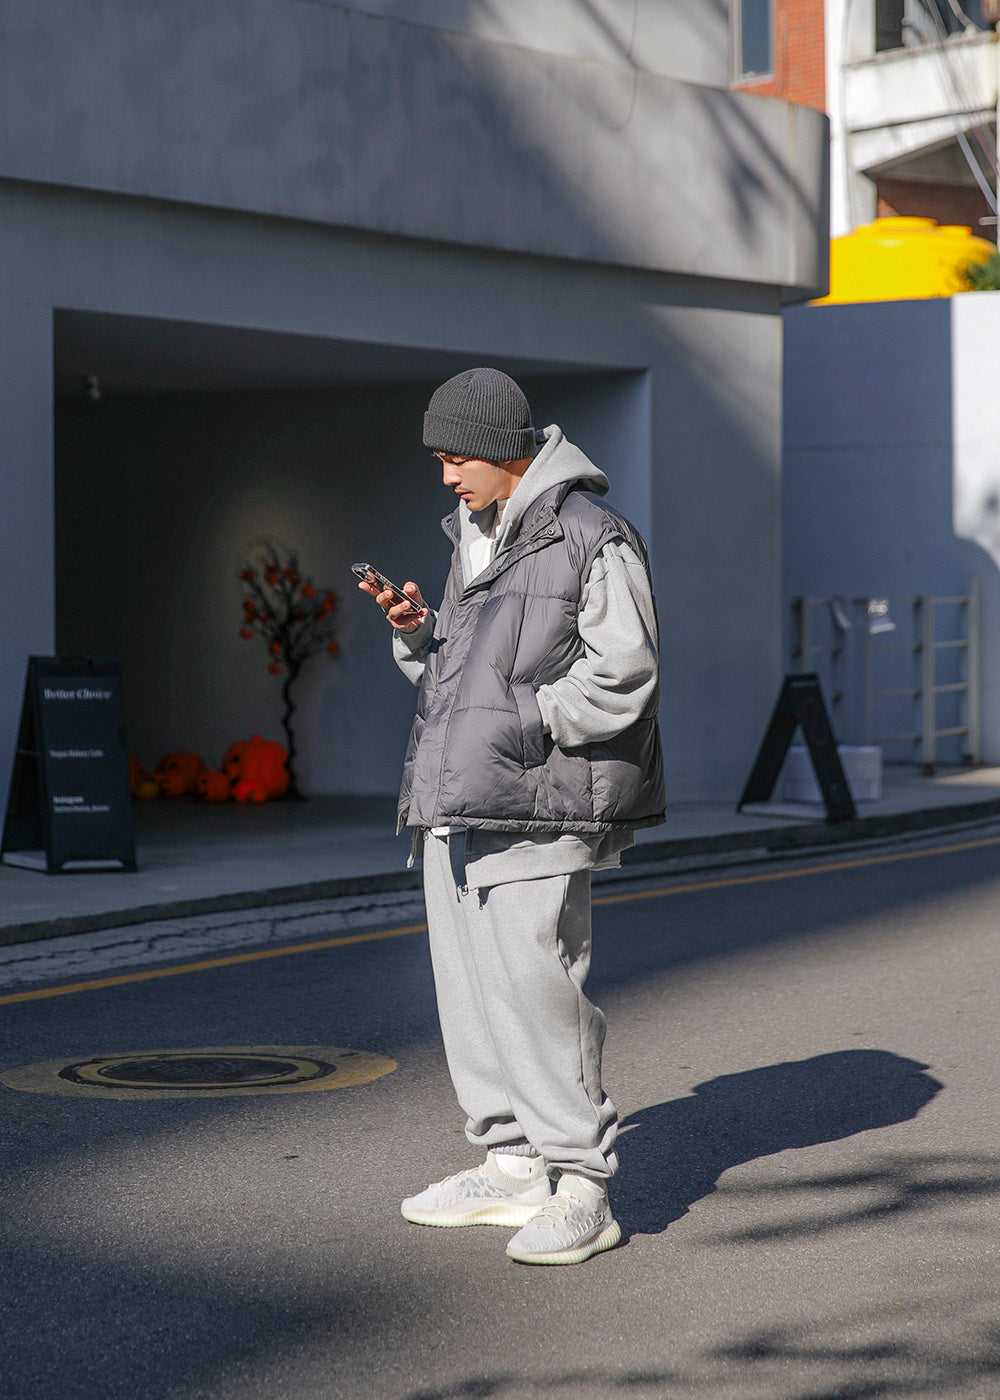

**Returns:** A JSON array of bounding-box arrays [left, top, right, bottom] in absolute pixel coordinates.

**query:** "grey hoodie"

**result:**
[[394, 425, 661, 886]]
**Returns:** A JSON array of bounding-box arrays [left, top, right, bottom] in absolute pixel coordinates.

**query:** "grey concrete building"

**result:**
[[783, 291, 1000, 769], [0, 0, 827, 812]]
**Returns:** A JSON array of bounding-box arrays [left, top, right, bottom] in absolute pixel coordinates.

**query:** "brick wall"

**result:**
[[877, 176, 995, 233], [732, 0, 826, 111]]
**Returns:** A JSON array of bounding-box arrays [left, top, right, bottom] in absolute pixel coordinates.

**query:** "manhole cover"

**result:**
[[0, 1045, 397, 1098]]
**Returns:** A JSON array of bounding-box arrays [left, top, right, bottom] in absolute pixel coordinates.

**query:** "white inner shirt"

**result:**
[[465, 498, 506, 582]]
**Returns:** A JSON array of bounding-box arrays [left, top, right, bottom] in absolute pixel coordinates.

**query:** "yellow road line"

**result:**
[[0, 923, 427, 1006], [593, 829, 1000, 905], [4, 829, 1000, 1007]]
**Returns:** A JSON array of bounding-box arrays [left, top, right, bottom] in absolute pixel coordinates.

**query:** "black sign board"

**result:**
[[2, 657, 136, 873], [737, 672, 857, 823]]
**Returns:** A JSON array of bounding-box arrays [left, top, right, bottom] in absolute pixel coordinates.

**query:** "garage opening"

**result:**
[[54, 310, 650, 800]]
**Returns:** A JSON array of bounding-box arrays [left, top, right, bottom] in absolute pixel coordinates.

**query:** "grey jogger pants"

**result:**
[[422, 832, 618, 1180]]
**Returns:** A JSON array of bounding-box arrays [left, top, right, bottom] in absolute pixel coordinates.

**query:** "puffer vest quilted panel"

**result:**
[[398, 483, 666, 834]]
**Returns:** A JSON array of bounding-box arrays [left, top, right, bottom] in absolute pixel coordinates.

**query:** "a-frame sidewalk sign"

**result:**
[[737, 672, 857, 823], [1, 656, 136, 873]]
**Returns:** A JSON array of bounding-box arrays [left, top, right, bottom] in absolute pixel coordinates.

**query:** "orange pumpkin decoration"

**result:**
[[154, 750, 207, 798], [195, 768, 232, 803], [221, 735, 289, 802]]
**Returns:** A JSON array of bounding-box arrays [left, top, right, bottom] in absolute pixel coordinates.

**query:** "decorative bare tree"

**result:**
[[237, 536, 339, 797]]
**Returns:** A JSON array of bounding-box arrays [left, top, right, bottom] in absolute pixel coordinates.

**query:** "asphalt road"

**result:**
[[3, 828, 1000, 1400]]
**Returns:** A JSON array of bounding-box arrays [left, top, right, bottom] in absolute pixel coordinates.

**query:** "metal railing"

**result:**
[[790, 584, 980, 772]]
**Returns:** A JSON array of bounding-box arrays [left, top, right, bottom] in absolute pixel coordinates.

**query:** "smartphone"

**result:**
[[351, 561, 421, 613]]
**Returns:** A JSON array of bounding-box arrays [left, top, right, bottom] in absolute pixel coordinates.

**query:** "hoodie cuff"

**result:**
[[392, 609, 436, 653]]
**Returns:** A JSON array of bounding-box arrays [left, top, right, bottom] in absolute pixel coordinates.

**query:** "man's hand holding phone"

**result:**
[[353, 563, 428, 633]]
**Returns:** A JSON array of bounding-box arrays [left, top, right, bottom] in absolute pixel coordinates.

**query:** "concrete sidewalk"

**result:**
[[3, 764, 1000, 946]]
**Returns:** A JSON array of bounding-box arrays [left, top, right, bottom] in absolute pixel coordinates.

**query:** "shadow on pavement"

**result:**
[[615, 1049, 943, 1234], [403, 1370, 685, 1399], [400, 1315, 1000, 1400]]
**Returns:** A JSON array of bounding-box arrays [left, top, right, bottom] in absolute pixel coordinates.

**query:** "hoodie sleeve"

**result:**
[[535, 541, 659, 747], [392, 609, 437, 687]]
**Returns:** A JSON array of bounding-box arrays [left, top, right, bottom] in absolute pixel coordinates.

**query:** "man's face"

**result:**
[[435, 452, 517, 512]]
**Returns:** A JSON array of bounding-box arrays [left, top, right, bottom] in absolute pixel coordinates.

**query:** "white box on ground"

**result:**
[[780, 745, 882, 804]]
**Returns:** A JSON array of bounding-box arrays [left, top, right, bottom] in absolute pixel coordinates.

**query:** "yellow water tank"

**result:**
[[812, 216, 996, 305]]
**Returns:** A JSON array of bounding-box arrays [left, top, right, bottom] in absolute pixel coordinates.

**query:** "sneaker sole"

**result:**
[[401, 1199, 548, 1228], [505, 1218, 622, 1265]]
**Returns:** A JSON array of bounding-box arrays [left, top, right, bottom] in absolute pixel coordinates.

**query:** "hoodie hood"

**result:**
[[457, 424, 609, 565]]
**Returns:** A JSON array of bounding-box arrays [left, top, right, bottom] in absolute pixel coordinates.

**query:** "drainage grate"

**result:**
[[1, 1045, 397, 1098], [59, 1051, 334, 1091]]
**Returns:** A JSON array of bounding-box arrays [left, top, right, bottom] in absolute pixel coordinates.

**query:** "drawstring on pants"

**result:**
[[448, 828, 470, 897]]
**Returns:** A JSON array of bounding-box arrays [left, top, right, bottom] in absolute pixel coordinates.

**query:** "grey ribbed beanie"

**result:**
[[423, 367, 535, 462]]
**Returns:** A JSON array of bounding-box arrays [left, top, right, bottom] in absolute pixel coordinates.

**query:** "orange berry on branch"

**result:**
[[301, 584, 315, 598], [240, 568, 255, 582], [239, 626, 253, 640], [269, 640, 282, 655], [268, 661, 282, 675], [265, 569, 279, 585], [327, 640, 340, 654]]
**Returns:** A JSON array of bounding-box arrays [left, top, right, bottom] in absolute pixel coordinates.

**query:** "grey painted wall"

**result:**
[[783, 296, 1000, 763], [317, 0, 731, 87], [0, 0, 828, 293], [784, 299, 956, 597], [0, 299, 55, 781]]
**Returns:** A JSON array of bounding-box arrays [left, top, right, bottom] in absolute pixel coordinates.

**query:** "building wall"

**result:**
[[732, 0, 827, 110], [318, 0, 731, 87], [876, 176, 993, 231], [784, 294, 1000, 762], [824, 0, 998, 235], [0, 1, 827, 815], [0, 0, 827, 293]]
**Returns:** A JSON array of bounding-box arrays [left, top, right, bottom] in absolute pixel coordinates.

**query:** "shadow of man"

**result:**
[[615, 1049, 942, 1234]]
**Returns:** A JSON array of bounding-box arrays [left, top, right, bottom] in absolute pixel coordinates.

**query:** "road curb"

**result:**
[[3, 794, 1000, 948], [628, 794, 1000, 862]]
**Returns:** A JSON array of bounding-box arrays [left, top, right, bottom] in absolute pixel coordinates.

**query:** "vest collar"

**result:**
[[441, 483, 576, 593]]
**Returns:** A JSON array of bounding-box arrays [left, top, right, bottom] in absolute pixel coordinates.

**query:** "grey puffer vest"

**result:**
[[398, 481, 666, 834]]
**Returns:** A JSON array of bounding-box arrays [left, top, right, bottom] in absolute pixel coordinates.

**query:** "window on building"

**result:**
[[876, 0, 905, 49], [878, 0, 995, 51], [733, 0, 773, 78], [927, 0, 995, 34]]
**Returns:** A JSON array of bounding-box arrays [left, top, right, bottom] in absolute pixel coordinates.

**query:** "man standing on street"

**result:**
[[358, 367, 665, 1265]]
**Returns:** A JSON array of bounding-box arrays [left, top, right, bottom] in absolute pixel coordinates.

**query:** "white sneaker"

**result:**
[[401, 1151, 551, 1227], [505, 1175, 621, 1265]]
